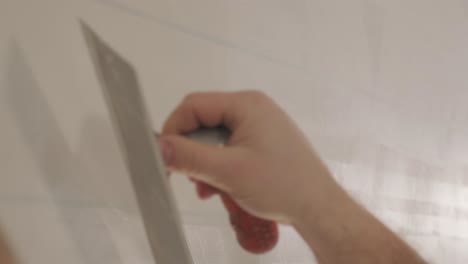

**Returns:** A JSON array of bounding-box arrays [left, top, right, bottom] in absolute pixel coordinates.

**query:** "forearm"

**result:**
[[293, 183, 426, 264]]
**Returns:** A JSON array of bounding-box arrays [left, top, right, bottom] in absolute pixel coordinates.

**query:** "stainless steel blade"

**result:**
[[80, 21, 194, 264]]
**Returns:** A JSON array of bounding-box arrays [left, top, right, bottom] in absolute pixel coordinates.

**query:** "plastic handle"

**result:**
[[186, 127, 279, 254]]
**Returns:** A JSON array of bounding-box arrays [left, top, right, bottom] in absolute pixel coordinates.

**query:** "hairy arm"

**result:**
[[293, 182, 426, 264]]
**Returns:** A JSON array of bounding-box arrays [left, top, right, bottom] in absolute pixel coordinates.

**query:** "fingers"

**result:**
[[162, 92, 243, 134], [160, 90, 271, 190], [160, 134, 238, 190]]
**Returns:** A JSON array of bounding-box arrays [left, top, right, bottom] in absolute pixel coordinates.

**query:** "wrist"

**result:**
[[291, 171, 355, 230]]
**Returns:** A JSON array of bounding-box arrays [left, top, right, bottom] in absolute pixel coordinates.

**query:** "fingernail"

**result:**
[[159, 138, 173, 166]]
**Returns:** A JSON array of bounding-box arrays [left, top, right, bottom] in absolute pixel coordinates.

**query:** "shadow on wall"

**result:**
[[5, 40, 123, 264], [4, 40, 263, 264], [77, 115, 141, 217]]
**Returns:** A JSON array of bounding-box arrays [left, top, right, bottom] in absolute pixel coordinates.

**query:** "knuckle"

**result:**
[[242, 89, 266, 99], [182, 92, 202, 105], [239, 90, 271, 104]]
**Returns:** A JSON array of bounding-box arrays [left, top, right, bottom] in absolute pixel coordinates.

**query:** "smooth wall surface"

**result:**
[[1, 0, 468, 263]]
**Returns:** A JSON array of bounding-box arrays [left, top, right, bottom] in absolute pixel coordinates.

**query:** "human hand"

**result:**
[[160, 91, 337, 224]]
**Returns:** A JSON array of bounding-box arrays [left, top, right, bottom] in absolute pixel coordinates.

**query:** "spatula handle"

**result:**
[[186, 127, 279, 254]]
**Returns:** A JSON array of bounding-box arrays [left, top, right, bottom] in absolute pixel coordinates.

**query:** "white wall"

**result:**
[[1, 0, 468, 263]]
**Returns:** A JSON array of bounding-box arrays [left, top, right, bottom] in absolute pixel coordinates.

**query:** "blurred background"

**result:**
[[1, 0, 468, 263]]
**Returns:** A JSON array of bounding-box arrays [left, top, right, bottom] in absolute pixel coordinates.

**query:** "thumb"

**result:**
[[159, 134, 232, 182]]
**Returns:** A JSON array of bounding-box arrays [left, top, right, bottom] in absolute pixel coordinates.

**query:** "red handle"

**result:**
[[193, 179, 279, 253]]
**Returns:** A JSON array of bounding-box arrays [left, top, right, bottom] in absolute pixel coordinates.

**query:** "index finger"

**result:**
[[162, 92, 243, 134]]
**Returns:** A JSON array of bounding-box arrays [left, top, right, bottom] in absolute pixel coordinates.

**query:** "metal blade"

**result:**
[[80, 21, 194, 264]]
